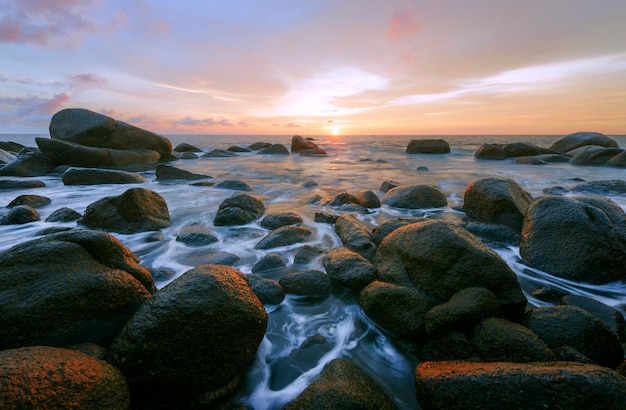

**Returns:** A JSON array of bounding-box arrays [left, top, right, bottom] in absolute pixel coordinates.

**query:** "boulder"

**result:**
[[0, 141, 25, 153], [107, 264, 267, 405], [227, 145, 251, 153], [155, 164, 209, 180], [0, 147, 56, 176], [380, 180, 401, 192], [513, 156, 547, 165], [7, 194, 50, 208], [0, 346, 130, 409], [79, 188, 170, 234], [560, 295, 626, 341], [255, 225, 312, 249], [474, 143, 505, 160], [0, 204, 40, 225], [252, 252, 288, 274], [0, 229, 154, 350], [258, 144, 290, 155], [334, 214, 377, 260], [175, 224, 218, 246], [356, 190, 381, 208], [463, 177, 533, 231], [381, 184, 447, 209], [291, 135, 327, 156], [606, 151, 626, 167], [406, 139, 450, 154], [421, 332, 477, 361], [284, 358, 397, 409], [279, 270, 332, 297], [62, 167, 147, 185], [374, 220, 527, 320], [424, 287, 499, 335], [173, 142, 202, 152], [328, 192, 360, 207], [202, 149, 237, 157], [371, 217, 423, 245], [570, 180, 626, 195], [463, 222, 521, 246], [248, 274, 285, 305], [248, 141, 272, 150], [0, 177, 45, 190], [519, 195, 626, 284], [214, 192, 265, 226], [294, 245, 324, 265], [502, 142, 543, 157], [214, 179, 252, 191], [322, 247, 377, 290], [570, 147, 624, 166], [45, 207, 82, 222], [549, 131, 618, 153], [415, 361, 626, 410], [260, 212, 303, 230], [49, 108, 172, 159]]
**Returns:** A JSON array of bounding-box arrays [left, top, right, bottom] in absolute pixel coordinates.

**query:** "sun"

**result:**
[[328, 124, 342, 136]]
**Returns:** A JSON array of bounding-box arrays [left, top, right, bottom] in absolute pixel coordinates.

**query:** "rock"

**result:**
[[524, 305, 623, 369], [62, 167, 147, 185], [255, 225, 312, 249], [294, 245, 324, 265], [424, 287, 499, 335], [214, 179, 252, 191], [155, 164, 209, 180], [328, 192, 360, 207], [49, 108, 172, 159], [173, 142, 202, 152], [415, 361, 626, 410], [202, 149, 237, 157], [248, 274, 285, 305], [323, 247, 377, 290], [314, 212, 338, 224], [570, 180, 626, 195], [0, 177, 46, 190], [334, 214, 377, 260], [0, 346, 130, 409], [178, 151, 198, 159], [0, 148, 14, 165], [570, 147, 624, 166], [176, 224, 218, 246], [463, 222, 521, 246], [214, 192, 265, 226], [520, 195, 626, 284], [381, 184, 447, 209], [284, 358, 397, 410], [502, 142, 543, 157], [374, 220, 527, 320], [513, 156, 547, 165], [0, 147, 56, 176], [606, 151, 626, 167], [469, 317, 556, 362], [534, 153, 571, 162], [45, 207, 82, 222], [0, 204, 40, 225], [279, 270, 331, 297], [248, 141, 272, 150], [421, 332, 476, 361], [291, 135, 327, 156], [474, 143, 505, 159], [179, 250, 240, 267], [359, 280, 432, 342], [0, 229, 154, 350], [79, 187, 170, 234], [463, 177, 533, 231], [258, 144, 290, 155], [260, 212, 303, 230], [380, 180, 401, 192], [227, 145, 252, 153], [549, 131, 618, 153], [406, 139, 450, 154], [371, 217, 422, 245], [560, 295, 626, 341], [356, 190, 381, 208], [7, 194, 51, 208], [0, 141, 25, 153], [252, 252, 288, 274], [107, 264, 267, 405]]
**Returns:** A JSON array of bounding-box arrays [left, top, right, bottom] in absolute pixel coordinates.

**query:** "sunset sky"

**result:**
[[1, 0, 625, 136]]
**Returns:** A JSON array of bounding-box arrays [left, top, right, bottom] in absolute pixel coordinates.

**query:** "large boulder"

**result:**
[[62, 167, 147, 185], [258, 144, 290, 155], [415, 361, 626, 410], [7, 194, 50, 208], [291, 135, 327, 156], [374, 220, 527, 320], [406, 139, 450, 154], [520, 195, 626, 284], [606, 151, 626, 167], [463, 177, 534, 231], [49, 108, 172, 159], [155, 164, 209, 180], [0, 229, 154, 350], [0, 346, 130, 409], [260, 212, 303, 230], [79, 187, 170, 233], [0, 147, 56, 176], [569, 147, 624, 166], [333, 214, 377, 260], [0, 204, 40, 225], [279, 270, 332, 297], [381, 184, 447, 209], [549, 131, 619, 153], [214, 192, 265, 226], [107, 264, 267, 406]]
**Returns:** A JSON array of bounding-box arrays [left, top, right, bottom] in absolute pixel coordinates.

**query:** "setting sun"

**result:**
[[328, 124, 342, 135]]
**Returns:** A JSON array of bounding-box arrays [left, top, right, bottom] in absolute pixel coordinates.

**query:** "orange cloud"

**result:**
[[386, 8, 422, 42]]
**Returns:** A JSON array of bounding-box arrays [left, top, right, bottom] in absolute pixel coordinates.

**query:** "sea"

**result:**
[[1, 133, 625, 409]]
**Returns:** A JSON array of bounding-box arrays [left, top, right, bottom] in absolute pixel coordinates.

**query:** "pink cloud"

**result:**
[[0, 93, 70, 126], [173, 117, 234, 127], [386, 9, 422, 42]]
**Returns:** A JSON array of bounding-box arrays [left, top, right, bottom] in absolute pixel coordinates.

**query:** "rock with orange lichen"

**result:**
[[0, 346, 130, 409]]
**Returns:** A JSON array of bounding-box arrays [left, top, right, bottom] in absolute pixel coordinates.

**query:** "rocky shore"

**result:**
[[1, 108, 625, 408]]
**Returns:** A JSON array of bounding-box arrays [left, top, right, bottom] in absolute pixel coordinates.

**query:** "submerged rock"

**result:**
[[0, 204, 40, 225], [291, 135, 327, 156]]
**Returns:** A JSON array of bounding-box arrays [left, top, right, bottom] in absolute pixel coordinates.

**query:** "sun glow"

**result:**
[[328, 124, 342, 135]]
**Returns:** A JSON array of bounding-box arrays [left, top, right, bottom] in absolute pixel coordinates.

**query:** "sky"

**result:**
[[1, 0, 625, 136]]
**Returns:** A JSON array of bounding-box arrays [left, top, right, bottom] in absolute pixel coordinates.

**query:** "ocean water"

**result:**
[[1, 133, 626, 408]]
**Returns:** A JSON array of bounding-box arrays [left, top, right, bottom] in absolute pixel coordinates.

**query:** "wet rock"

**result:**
[[463, 222, 521, 246], [322, 247, 377, 290], [380, 180, 401, 192], [248, 274, 285, 305], [0, 177, 46, 190], [502, 142, 543, 157], [533, 153, 571, 162], [258, 144, 290, 155], [570, 179, 626, 194], [513, 156, 547, 165], [549, 131, 618, 153], [570, 147, 624, 166], [475, 143, 505, 159], [463, 177, 533, 231], [248, 141, 272, 150], [421, 332, 476, 361], [7, 194, 50, 208], [202, 149, 237, 157], [359, 280, 432, 342], [0, 147, 56, 176], [255, 225, 312, 249], [524, 305, 623, 369], [179, 250, 240, 266], [374, 220, 527, 320], [173, 142, 202, 152], [294, 245, 324, 265], [176, 224, 218, 246], [606, 150, 626, 167], [155, 163, 209, 180], [252, 252, 288, 274], [107, 264, 267, 406], [0, 204, 40, 225], [227, 145, 252, 153], [45, 207, 82, 222], [178, 151, 198, 159], [0, 229, 154, 350], [328, 192, 360, 207], [415, 361, 626, 410], [314, 212, 338, 224], [356, 190, 381, 208], [214, 192, 265, 226], [63, 167, 147, 185], [284, 358, 397, 410], [520, 195, 626, 284], [279, 270, 331, 296], [291, 135, 327, 156], [0, 141, 25, 153], [334, 214, 377, 260], [424, 287, 499, 335], [406, 138, 450, 154], [261, 212, 303, 230], [0, 346, 130, 409], [381, 184, 447, 209], [79, 188, 170, 234], [214, 179, 252, 191], [560, 295, 626, 341], [371, 217, 422, 245]]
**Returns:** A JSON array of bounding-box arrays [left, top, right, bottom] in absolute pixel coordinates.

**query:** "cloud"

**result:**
[[284, 122, 300, 128], [173, 117, 234, 127], [386, 8, 421, 42], [0, 93, 70, 126]]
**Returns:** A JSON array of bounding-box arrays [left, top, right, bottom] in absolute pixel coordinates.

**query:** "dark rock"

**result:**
[[63, 167, 147, 185], [0, 229, 154, 350], [560, 294, 626, 341], [606, 151, 626, 167], [469, 317, 556, 362], [45, 207, 82, 222], [531, 286, 569, 304], [107, 264, 267, 406], [279, 270, 331, 296], [463, 223, 521, 246], [248, 142, 272, 150], [284, 358, 397, 410], [0, 141, 25, 153], [202, 149, 237, 157], [416, 166, 429, 171], [570, 147, 623, 166], [252, 252, 287, 274], [214, 192, 265, 226], [214, 179, 252, 191], [421, 332, 476, 361], [503, 142, 543, 157], [190, 181, 215, 187], [520, 195, 626, 284], [258, 144, 290, 155], [524, 305, 623, 369], [7, 194, 50, 208], [381, 184, 447, 209], [328, 192, 360, 207], [374, 220, 527, 320], [0, 204, 40, 225], [356, 190, 381, 208], [155, 164, 209, 180], [359, 280, 432, 342], [248, 274, 285, 305], [334, 214, 377, 260], [406, 139, 450, 154], [371, 217, 422, 245], [0, 147, 56, 176], [0, 178, 45, 190], [176, 224, 218, 246], [549, 131, 618, 153], [255, 225, 312, 249], [380, 180, 401, 192], [291, 135, 327, 156], [302, 180, 318, 188], [513, 156, 547, 165], [322, 247, 377, 290], [415, 361, 626, 410], [261, 212, 303, 230], [173, 143, 202, 152], [534, 153, 571, 163], [227, 145, 252, 153], [79, 187, 170, 233], [424, 287, 499, 335], [178, 151, 198, 159], [294, 245, 324, 265], [474, 143, 505, 159], [0, 346, 130, 409], [463, 177, 533, 231], [178, 250, 240, 267], [570, 179, 626, 195], [314, 212, 338, 224]]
